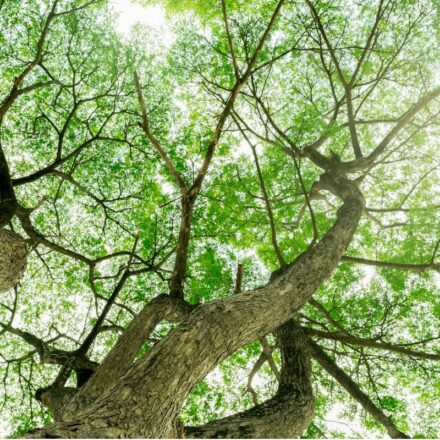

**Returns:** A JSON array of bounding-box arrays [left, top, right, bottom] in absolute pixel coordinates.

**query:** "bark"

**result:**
[[33, 295, 194, 422], [185, 320, 314, 438], [0, 229, 27, 292], [61, 294, 195, 418], [35, 387, 78, 424], [169, 196, 196, 297], [33, 172, 365, 438]]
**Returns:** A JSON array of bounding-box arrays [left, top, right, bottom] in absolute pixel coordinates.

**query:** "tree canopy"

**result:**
[[0, 0, 439, 438]]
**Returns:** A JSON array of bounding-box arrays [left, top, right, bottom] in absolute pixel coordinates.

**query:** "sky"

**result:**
[[110, 0, 166, 35]]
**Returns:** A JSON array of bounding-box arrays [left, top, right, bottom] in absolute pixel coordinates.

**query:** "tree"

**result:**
[[0, 0, 439, 437]]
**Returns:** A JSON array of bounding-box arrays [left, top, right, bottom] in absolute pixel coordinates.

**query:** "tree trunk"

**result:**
[[57, 295, 195, 420], [32, 172, 365, 438]]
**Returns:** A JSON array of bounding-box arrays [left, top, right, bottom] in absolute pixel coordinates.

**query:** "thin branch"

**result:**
[[341, 255, 440, 272], [221, 0, 240, 79], [304, 327, 440, 361], [76, 234, 140, 355], [133, 70, 187, 192], [237, 123, 286, 267], [307, 338, 409, 439]]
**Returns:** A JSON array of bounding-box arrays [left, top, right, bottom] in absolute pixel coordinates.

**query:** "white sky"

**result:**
[[110, 0, 166, 35]]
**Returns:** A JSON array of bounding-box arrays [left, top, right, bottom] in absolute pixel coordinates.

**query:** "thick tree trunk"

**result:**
[[78, 295, 194, 402], [32, 173, 365, 438], [58, 295, 195, 420], [0, 148, 18, 228]]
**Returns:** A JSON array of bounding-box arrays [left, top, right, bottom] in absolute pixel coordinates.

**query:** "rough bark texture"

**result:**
[[32, 173, 365, 438], [185, 320, 314, 438], [61, 294, 195, 419], [0, 228, 27, 292]]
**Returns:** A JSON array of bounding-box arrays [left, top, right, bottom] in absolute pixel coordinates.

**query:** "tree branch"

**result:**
[[76, 235, 140, 355], [221, 0, 240, 79], [341, 255, 440, 272], [238, 125, 287, 267], [303, 327, 440, 361], [134, 70, 187, 192], [306, 338, 409, 439]]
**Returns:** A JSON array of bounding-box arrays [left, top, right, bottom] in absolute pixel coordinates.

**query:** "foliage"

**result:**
[[0, 0, 439, 438]]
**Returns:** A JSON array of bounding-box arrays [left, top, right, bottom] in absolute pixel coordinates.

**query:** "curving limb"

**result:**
[[185, 320, 314, 439], [33, 171, 365, 438]]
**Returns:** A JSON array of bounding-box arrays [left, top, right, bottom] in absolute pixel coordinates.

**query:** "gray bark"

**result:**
[[0, 229, 27, 292]]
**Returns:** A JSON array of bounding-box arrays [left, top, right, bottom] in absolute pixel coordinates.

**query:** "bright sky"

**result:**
[[110, 0, 166, 35]]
